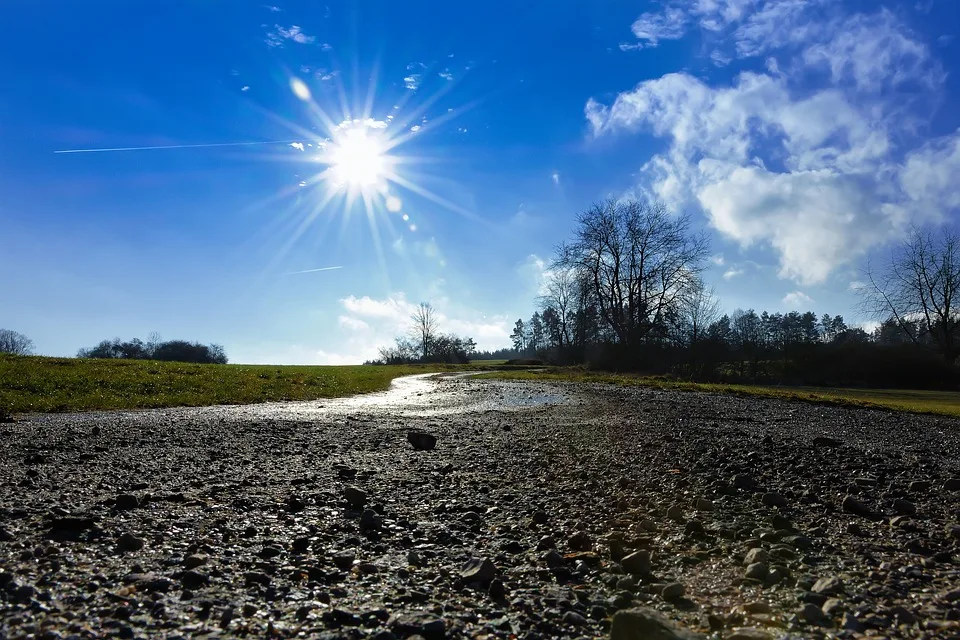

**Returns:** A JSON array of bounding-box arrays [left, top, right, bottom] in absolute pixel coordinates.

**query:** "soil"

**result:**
[[2, 373, 960, 639]]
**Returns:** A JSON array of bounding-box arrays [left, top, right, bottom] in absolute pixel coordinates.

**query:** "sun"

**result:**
[[328, 126, 388, 191]]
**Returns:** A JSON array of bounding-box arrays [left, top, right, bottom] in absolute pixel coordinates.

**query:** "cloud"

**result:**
[[439, 70, 454, 80], [782, 291, 814, 308], [628, 7, 688, 48], [338, 315, 369, 331], [289, 142, 304, 151], [404, 75, 421, 90], [722, 267, 744, 280], [551, 171, 560, 185], [709, 254, 725, 266], [589, 1, 955, 285], [265, 25, 317, 48], [240, 85, 250, 92]]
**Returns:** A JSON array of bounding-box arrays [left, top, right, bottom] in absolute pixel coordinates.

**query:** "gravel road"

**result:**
[[2, 373, 960, 639]]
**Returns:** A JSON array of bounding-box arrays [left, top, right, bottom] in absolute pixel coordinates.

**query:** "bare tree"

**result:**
[[0, 329, 34, 356], [557, 199, 709, 347], [410, 302, 438, 360], [861, 226, 960, 363], [681, 281, 721, 346], [538, 265, 577, 349]]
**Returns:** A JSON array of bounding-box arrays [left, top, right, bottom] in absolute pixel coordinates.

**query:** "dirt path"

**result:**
[[2, 374, 960, 639]]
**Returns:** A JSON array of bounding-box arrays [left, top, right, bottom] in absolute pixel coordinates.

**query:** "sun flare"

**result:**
[[328, 126, 388, 190]]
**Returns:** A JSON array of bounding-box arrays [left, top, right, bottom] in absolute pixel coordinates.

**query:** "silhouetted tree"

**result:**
[[411, 302, 439, 361], [0, 329, 33, 355], [510, 319, 526, 352]]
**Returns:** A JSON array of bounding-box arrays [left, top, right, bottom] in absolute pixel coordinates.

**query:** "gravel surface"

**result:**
[[3, 373, 960, 639]]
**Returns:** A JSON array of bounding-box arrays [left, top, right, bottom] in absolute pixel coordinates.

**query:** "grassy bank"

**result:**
[[477, 368, 960, 419], [0, 355, 462, 414]]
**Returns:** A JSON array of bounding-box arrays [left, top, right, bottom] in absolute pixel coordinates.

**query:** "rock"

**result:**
[[733, 474, 755, 490], [117, 532, 144, 552], [812, 576, 844, 596], [562, 610, 588, 626], [333, 551, 356, 570], [536, 535, 556, 550], [621, 550, 651, 575], [801, 603, 829, 627], [488, 578, 506, 600], [744, 562, 768, 581], [944, 478, 960, 491], [291, 537, 310, 553], [183, 554, 208, 569], [842, 495, 880, 520], [406, 431, 437, 451], [181, 570, 209, 589], [695, 498, 714, 511], [846, 522, 864, 536], [543, 549, 565, 568], [909, 480, 932, 492], [822, 598, 844, 616], [841, 612, 865, 632], [285, 495, 306, 513], [461, 557, 495, 584], [761, 492, 787, 507], [0, 527, 12, 542], [343, 486, 367, 508], [609, 607, 704, 640], [359, 509, 382, 531], [742, 602, 771, 614], [608, 537, 627, 561], [115, 494, 139, 511], [743, 548, 768, 565], [244, 571, 271, 587], [947, 524, 960, 540], [568, 531, 592, 551], [892, 498, 916, 515], [662, 582, 685, 600], [667, 505, 685, 521], [258, 546, 282, 559], [532, 510, 549, 524], [727, 629, 774, 640], [684, 520, 705, 536], [47, 516, 96, 533], [389, 612, 445, 639]]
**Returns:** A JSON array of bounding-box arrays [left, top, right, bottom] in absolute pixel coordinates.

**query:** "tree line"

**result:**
[[510, 199, 960, 389], [370, 303, 478, 364], [77, 335, 228, 364]]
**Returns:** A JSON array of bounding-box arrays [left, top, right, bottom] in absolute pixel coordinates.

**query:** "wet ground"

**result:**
[[3, 374, 960, 639]]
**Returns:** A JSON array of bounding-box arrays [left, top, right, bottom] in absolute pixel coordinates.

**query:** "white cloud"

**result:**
[[589, 2, 954, 285], [338, 315, 369, 331], [709, 254, 725, 266], [439, 70, 454, 80], [551, 171, 560, 185], [289, 142, 304, 151], [628, 7, 689, 48], [265, 25, 317, 48], [722, 267, 744, 280], [240, 85, 250, 92], [404, 75, 421, 90], [782, 291, 814, 308]]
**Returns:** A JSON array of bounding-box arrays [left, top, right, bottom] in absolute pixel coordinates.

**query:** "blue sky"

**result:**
[[2, 0, 959, 363]]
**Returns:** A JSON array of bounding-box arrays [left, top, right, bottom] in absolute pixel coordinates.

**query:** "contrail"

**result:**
[[54, 139, 305, 154], [284, 266, 344, 275]]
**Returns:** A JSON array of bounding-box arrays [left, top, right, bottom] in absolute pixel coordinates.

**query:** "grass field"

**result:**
[[477, 368, 960, 419], [0, 355, 466, 414]]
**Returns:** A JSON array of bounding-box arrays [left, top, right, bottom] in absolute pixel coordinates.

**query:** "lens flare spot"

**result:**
[[386, 195, 402, 212], [402, 214, 410, 221], [290, 77, 311, 101], [329, 127, 387, 189], [409, 224, 417, 232]]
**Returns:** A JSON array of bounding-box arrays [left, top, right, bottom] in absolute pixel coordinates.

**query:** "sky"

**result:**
[[1, 0, 959, 364]]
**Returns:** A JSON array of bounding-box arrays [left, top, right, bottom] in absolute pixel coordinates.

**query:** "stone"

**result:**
[[117, 532, 144, 552], [909, 480, 932, 492], [812, 576, 844, 596], [562, 611, 588, 626], [892, 498, 916, 516], [742, 602, 771, 614], [181, 570, 209, 590], [944, 478, 960, 491], [291, 537, 310, 553], [695, 498, 714, 511], [536, 535, 556, 551], [389, 613, 445, 639], [684, 520, 705, 536], [244, 571, 271, 587], [733, 474, 755, 490], [621, 550, 651, 575], [406, 431, 437, 451], [812, 436, 841, 448], [115, 494, 139, 511], [333, 551, 355, 570], [822, 598, 844, 616], [947, 524, 960, 540], [343, 486, 367, 508], [488, 578, 506, 600], [610, 607, 704, 640], [258, 546, 282, 559], [461, 557, 495, 584], [801, 603, 829, 627], [728, 630, 773, 640], [359, 509, 382, 531], [743, 548, 768, 565], [667, 505, 685, 521], [183, 554, 207, 569], [0, 527, 12, 542], [744, 562, 768, 581], [662, 582, 685, 599], [842, 495, 880, 520], [568, 531, 592, 551], [761, 492, 787, 508]]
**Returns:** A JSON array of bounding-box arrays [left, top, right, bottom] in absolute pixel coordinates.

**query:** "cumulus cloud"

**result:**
[[782, 291, 814, 308], [627, 7, 689, 48], [265, 25, 317, 48], [590, 0, 956, 285], [722, 267, 744, 280]]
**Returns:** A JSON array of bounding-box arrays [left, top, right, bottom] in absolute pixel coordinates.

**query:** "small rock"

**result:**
[[488, 578, 506, 600], [117, 532, 144, 552], [291, 537, 310, 553], [743, 548, 768, 565], [461, 557, 495, 584], [842, 495, 880, 520], [333, 551, 355, 570], [610, 607, 704, 640], [0, 527, 12, 542], [258, 546, 282, 559], [733, 474, 755, 490], [359, 509, 382, 531], [812, 436, 841, 448], [244, 571, 271, 587], [822, 598, 844, 616], [744, 562, 768, 581], [811, 576, 844, 596], [727, 629, 773, 640], [846, 522, 864, 536], [343, 486, 367, 508], [389, 612, 445, 639], [909, 480, 932, 492], [761, 492, 787, 508], [181, 570, 209, 590], [684, 520, 705, 536], [743, 602, 771, 614], [944, 478, 960, 491], [115, 494, 139, 511], [183, 554, 208, 569], [406, 431, 437, 451], [532, 510, 549, 524], [621, 550, 651, 575], [568, 531, 592, 551], [892, 498, 916, 516], [947, 524, 960, 540], [536, 535, 556, 551], [801, 603, 829, 627], [662, 582, 685, 600], [695, 498, 714, 511], [562, 610, 588, 626], [667, 505, 685, 521]]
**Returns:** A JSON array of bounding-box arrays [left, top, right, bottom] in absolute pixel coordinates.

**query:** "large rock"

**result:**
[[610, 607, 704, 640], [461, 557, 495, 584], [621, 550, 651, 575], [343, 486, 367, 508], [407, 431, 437, 451]]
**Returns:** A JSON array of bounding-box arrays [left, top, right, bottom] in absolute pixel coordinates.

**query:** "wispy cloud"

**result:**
[[265, 25, 317, 48], [284, 266, 343, 275], [722, 267, 744, 280], [782, 291, 814, 308]]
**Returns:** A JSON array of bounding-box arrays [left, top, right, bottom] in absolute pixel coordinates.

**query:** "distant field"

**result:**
[[0, 355, 462, 414], [477, 368, 960, 419]]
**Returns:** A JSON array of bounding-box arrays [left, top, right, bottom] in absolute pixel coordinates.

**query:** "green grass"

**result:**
[[476, 368, 960, 419], [0, 354, 463, 414]]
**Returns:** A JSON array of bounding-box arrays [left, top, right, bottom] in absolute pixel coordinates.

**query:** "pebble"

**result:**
[[842, 495, 879, 520], [801, 602, 829, 626], [536, 535, 556, 551], [568, 531, 592, 551], [117, 532, 144, 552], [621, 550, 651, 575], [406, 431, 437, 451], [562, 610, 587, 626], [761, 492, 787, 507], [661, 582, 685, 599], [180, 571, 209, 589], [343, 486, 367, 508], [733, 474, 755, 490], [695, 498, 714, 511], [744, 562, 768, 581], [812, 576, 844, 596], [610, 607, 703, 640], [743, 548, 768, 565], [461, 557, 496, 584], [359, 509, 382, 531], [115, 494, 139, 511], [892, 498, 916, 516], [183, 554, 208, 569], [667, 505, 685, 521]]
